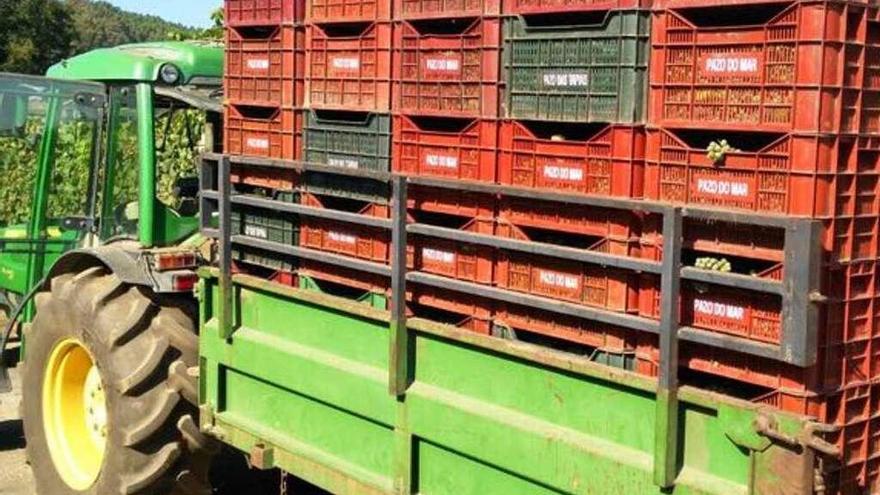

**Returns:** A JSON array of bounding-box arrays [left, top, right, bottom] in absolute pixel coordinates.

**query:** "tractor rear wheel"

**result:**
[[21, 266, 216, 494]]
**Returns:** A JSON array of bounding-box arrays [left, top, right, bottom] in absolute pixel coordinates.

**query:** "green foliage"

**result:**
[[0, 118, 41, 225], [0, 110, 205, 228], [0, 0, 75, 75], [156, 110, 206, 208], [0, 0, 208, 75], [67, 0, 201, 54]]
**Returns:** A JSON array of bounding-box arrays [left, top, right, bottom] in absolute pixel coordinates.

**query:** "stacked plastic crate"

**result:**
[[390, 0, 502, 333], [296, 0, 396, 301], [492, 0, 651, 360], [643, 0, 880, 491], [223, 0, 306, 278]]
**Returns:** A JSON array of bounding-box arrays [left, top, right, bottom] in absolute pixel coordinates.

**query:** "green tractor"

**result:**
[[0, 41, 224, 494]]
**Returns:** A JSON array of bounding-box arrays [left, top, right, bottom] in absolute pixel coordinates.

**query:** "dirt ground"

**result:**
[[0, 347, 325, 495], [0, 363, 31, 495]]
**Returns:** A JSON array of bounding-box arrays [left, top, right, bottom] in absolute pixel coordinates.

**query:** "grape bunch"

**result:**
[[706, 139, 738, 164], [694, 257, 732, 273]]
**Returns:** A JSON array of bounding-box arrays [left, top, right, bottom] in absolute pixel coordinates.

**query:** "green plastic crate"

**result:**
[[231, 192, 299, 271], [303, 172, 391, 203], [298, 274, 388, 310], [232, 246, 297, 272], [502, 11, 650, 123], [303, 110, 392, 172]]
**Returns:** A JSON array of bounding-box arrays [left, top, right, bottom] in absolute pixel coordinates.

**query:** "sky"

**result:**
[[106, 0, 221, 28]]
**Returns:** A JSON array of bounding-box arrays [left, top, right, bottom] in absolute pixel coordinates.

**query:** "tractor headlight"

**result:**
[[159, 64, 181, 85]]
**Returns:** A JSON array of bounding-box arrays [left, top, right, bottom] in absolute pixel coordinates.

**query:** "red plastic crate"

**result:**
[[393, 18, 501, 117], [408, 185, 496, 219], [410, 286, 495, 325], [495, 232, 641, 314], [230, 163, 299, 191], [409, 218, 495, 284], [649, 1, 872, 134], [825, 261, 880, 347], [226, 25, 305, 108], [224, 105, 303, 160], [225, 0, 304, 26], [395, 0, 500, 19], [308, 0, 391, 23], [645, 128, 845, 216], [307, 23, 392, 111], [639, 241, 785, 345], [300, 194, 391, 262], [634, 333, 825, 392], [503, 0, 650, 15], [393, 116, 498, 182], [499, 122, 645, 197], [640, 214, 787, 265], [498, 195, 642, 240], [496, 303, 637, 351]]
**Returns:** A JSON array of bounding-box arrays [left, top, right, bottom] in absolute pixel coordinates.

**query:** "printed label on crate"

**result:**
[[537, 269, 581, 295], [541, 71, 590, 88], [245, 137, 270, 151], [244, 225, 269, 239], [330, 56, 360, 76], [327, 156, 360, 169], [422, 247, 456, 265], [424, 153, 459, 170], [328, 231, 358, 245], [697, 51, 764, 79], [692, 298, 746, 321], [690, 171, 756, 208], [423, 55, 461, 80], [542, 163, 585, 183], [245, 57, 271, 72]]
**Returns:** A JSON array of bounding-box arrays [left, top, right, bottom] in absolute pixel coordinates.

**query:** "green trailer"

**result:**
[[197, 155, 838, 495]]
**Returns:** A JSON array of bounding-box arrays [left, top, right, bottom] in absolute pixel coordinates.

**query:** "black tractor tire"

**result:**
[[21, 266, 217, 495]]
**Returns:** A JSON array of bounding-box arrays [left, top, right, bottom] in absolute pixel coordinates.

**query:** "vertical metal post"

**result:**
[[654, 207, 682, 488], [389, 176, 413, 494], [218, 156, 234, 340], [781, 219, 822, 367], [389, 175, 409, 396], [199, 158, 217, 232]]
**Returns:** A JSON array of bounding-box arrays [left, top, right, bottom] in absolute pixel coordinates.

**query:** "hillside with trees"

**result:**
[[0, 0, 209, 75]]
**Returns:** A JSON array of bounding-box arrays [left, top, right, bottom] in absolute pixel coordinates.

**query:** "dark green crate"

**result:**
[[231, 207, 299, 245], [230, 192, 300, 271], [303, 172, 391, 204], [303, 110, 392, 172], [502, 11, 650, 123], [298, 274, 388, 310], [232, 245, 297, 272]]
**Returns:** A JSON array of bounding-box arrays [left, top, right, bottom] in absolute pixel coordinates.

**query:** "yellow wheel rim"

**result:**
[[42, 339, 107, 490]]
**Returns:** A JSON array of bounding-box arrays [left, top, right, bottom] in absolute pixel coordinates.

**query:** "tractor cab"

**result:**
[[0, 42, 223, 311]]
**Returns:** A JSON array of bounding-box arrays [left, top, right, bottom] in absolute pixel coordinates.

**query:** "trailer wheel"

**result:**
[[21, 266, 216, 495]]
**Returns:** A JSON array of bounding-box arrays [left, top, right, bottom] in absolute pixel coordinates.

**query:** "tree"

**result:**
[[0, 0, 75, 74]]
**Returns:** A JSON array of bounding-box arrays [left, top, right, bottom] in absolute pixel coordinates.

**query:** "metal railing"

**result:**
[[200, 152, 827, 488]]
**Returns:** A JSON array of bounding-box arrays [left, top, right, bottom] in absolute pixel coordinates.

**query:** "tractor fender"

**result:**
[[44, 246, 154, 289]]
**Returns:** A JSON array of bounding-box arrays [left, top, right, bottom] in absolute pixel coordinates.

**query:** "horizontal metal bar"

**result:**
[[408, 223, 661, 274], [678, 327, 783, 362], [201, 190, 219, 200], [202, 228, 219, 239], [232, 235, 392, 277], [680, 267, 785, 296], [406, 176, 668, 214], [680, 206, 811, 229], [204, 152, 394, 183], [231, 194, 393, 230], [407, 272, 660, 334]]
